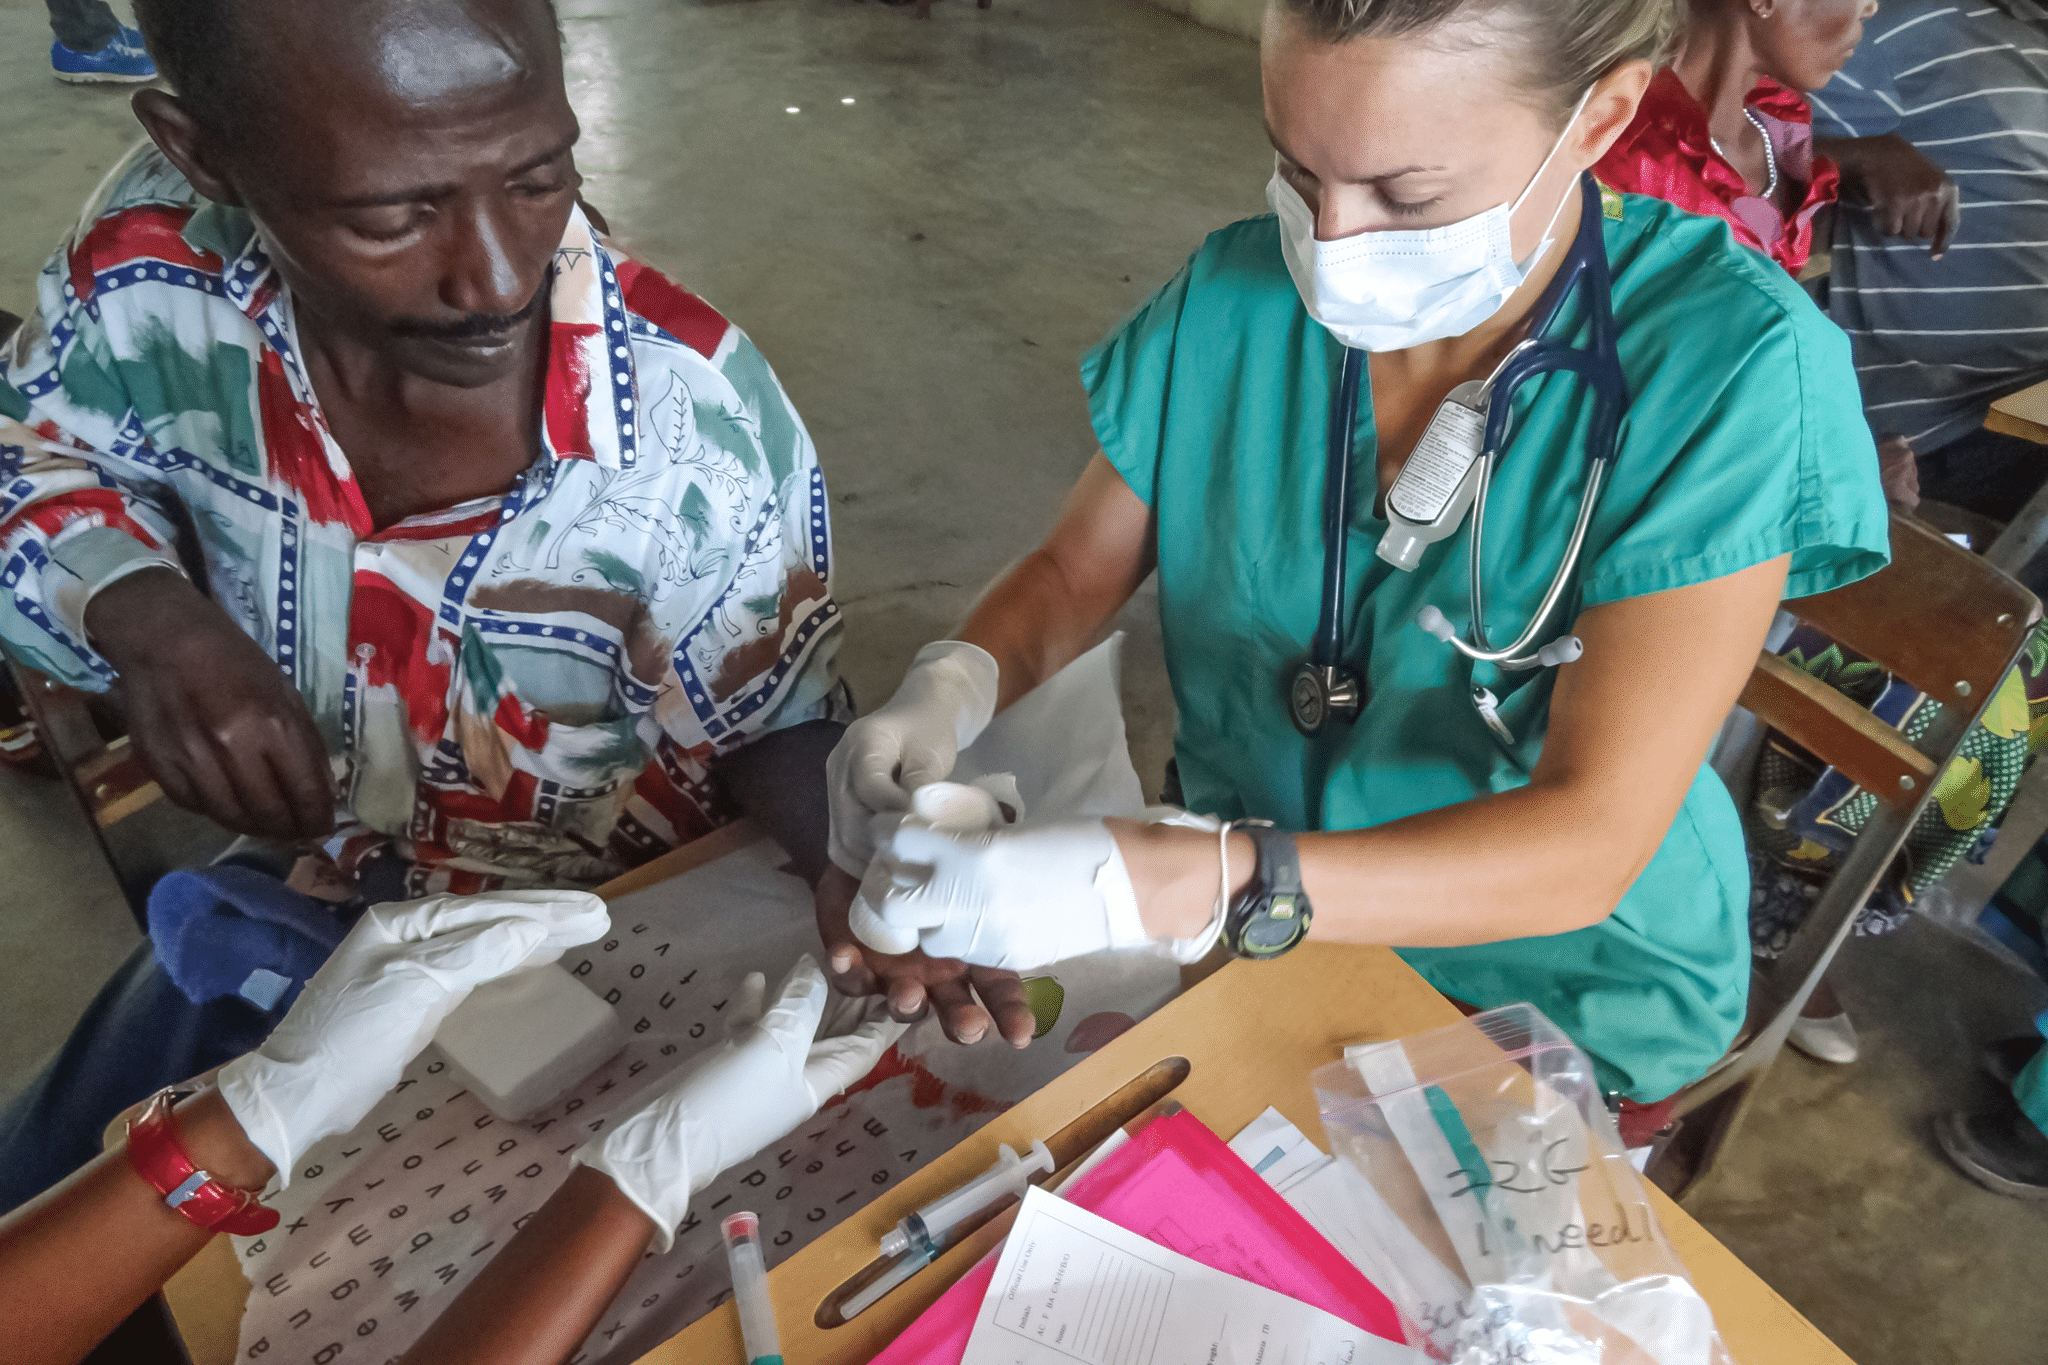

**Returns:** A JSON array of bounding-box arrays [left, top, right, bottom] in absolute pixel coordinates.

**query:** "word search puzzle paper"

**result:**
[[229, 840, 1178, 1365], [964, 1188, 1426, 1365]]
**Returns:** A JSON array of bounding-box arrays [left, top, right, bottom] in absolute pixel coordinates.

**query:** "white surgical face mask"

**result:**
[[1268, 89, 1591, 353]]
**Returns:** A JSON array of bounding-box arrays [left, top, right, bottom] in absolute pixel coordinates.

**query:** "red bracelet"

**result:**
[[125, 1088, 279, 1236]]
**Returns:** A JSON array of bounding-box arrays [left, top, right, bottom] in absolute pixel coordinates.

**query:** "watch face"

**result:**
[[1240, 892, 1309, 958]]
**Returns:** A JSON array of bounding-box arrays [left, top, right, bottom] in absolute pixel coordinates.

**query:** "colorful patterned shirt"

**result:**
[[0, 145, 845, 893]]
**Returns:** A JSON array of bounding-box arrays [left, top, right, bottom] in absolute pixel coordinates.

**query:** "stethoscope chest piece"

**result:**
[[1288, 661, 1363, 738]]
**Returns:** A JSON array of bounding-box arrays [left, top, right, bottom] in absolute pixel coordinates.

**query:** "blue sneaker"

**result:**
[[51, 24, 157, 84]]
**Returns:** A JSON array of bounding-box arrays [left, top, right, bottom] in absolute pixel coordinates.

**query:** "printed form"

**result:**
[[962, 1187, 1425, 1365]]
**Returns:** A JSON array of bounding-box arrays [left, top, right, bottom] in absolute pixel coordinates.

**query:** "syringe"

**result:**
[[878, 1140, 1055, 1261]]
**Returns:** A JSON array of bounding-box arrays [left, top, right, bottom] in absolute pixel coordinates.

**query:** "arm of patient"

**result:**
[[712, 717, 845, 889], [713, 698, 1041, 1048]]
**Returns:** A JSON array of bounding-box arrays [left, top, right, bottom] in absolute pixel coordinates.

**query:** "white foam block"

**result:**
[[432, 962, 627, 1120]]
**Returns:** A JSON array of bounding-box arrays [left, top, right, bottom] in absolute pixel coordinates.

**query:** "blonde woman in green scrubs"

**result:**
[[818, 0, 1890, 1110]]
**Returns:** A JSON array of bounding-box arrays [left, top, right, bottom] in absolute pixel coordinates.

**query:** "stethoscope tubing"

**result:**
[[1312, 348, 1367, 670], [1463, 453, 1610, 668], [1310, 173, 1630, 682]]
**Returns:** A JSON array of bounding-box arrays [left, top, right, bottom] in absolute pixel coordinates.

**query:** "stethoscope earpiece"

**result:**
[[1415, 605, 1457, 643]]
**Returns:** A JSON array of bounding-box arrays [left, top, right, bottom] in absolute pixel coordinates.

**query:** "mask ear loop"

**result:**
[[1509, 85, 1596, 244]]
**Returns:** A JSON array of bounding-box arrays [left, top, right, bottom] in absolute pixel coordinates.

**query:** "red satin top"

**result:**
[[1595, 69, 1840, 275]]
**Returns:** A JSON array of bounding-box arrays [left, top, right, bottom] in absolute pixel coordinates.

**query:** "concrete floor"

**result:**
[[1, 0, 2043, 1360]]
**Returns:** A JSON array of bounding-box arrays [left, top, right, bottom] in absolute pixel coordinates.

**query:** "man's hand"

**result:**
[[1878, 434, 1921, 510], [1819, 132, 1961, 258], [84, 567, 335, 839], [814, 865, 1035, 1048]]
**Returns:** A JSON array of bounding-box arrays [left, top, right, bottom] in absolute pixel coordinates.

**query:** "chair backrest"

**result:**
[[7, 661, 161, 829], [1738, 510, 2042, 812], [1658, 513, 2042, 1196]]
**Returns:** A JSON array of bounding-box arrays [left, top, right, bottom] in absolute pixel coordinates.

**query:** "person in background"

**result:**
[[1954, 833, 2048, 1199], [1810, 0, 2048, 528], [1741, 0, 2048, 1078], [1594, 0, 1875, 276], [44, 0, 156, 83], [0, 890, 900, 1365], [1596, 0, 1887, 1072]]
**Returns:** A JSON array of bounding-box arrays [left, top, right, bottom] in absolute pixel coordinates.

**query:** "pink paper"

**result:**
[[870, 1111, 1404, 1365]]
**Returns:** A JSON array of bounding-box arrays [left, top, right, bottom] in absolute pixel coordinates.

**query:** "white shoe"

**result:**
[[1789, 1011, 1859, 1065]]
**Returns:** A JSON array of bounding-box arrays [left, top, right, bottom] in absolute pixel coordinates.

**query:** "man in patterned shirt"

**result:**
[[0, 0, 1033, 1213]]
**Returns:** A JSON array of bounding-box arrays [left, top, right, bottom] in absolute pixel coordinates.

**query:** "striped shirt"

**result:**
[[1810, 1, 2048, 450]]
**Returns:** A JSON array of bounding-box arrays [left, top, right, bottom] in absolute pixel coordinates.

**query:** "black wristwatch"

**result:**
[[1222, 821, 1313, 960]]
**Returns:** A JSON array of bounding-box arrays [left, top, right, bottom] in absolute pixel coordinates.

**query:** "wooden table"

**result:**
[[166, 829, 1854, 1365], [1987, 376, 2048, 446]]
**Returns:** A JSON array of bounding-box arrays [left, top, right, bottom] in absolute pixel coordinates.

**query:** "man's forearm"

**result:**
[[714, 718, 845, 886], [1813, 133, 1887, 190]]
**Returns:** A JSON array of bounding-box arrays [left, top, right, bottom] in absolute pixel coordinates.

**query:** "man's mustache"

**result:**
[[390, 284, 547, 342]]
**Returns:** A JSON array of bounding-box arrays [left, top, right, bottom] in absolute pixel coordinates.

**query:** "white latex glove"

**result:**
[[219, 890, 610, 1187], [826, 640, 1000, 876], [848, 775, 1023, 956], [866, 818, 1161, 973], [573, 955, 905, 1251]]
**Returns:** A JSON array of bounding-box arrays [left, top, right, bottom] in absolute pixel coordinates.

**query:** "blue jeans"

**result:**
[[0, 942, 289, 1214], [46, 0, 121, 52]]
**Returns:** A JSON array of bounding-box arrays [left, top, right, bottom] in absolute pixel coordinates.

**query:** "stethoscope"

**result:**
[[1287, 173, 1632, 740]]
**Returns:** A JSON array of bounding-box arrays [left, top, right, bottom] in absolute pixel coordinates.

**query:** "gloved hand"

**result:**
[[219, 890, 610, 1186], [866, 818, 1160, 973], [574, 956, 905, 1250], [826, 641, 1000, 877]]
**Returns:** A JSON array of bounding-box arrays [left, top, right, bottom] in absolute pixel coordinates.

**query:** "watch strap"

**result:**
[[126, 1088, 280, 1236], [1240, 822, 1304, 898]]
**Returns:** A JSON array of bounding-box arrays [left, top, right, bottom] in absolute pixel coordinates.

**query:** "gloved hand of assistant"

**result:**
[[218, 890, 611, 1187], [863, 812, 1226, 974], [573, 956, 905, 1251], [825, 640, 1000, 877]]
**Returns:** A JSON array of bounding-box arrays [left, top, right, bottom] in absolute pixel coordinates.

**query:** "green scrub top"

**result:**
[[1083, 191, 1890, 1102]]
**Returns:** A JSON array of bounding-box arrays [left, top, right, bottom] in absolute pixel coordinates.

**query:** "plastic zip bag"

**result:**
[[1313, 1004, 1731, 1365]]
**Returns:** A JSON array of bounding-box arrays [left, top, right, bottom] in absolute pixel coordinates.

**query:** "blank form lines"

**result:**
[[1074, 1244, 1172, 1365], [995, 1223, 1175, 1365]]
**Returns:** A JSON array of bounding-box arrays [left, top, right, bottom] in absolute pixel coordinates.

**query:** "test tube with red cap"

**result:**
[[721, 1211, 783, 1365]]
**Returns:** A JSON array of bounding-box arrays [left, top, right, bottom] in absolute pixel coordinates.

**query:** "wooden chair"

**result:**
[[6, 659, 163, 915], [1649, 510, 2042, 1199]]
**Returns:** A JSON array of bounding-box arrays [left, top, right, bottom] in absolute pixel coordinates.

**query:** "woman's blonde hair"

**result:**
[[1275, 0, 1682, 121]]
